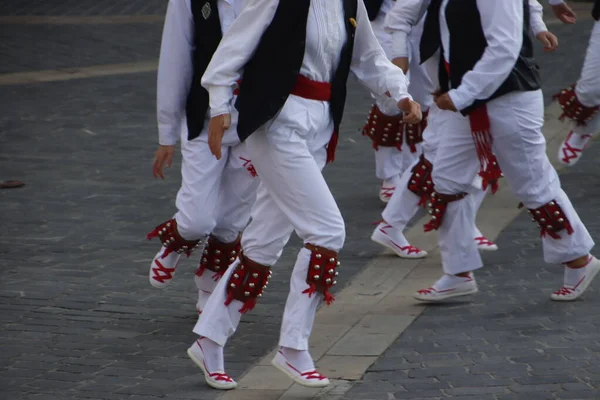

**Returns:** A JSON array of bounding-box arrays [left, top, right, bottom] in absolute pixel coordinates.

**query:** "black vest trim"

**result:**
[[186, 0, 223, 141], [235, 0, 358, 142], [363, 0, 384, 21], [593, 0, 600, 21], [421, 0, 540, 115]]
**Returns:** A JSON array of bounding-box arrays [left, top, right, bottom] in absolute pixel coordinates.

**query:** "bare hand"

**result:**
[[391, 57, 409, 74], [208, 114, 231, 160], [433, 93, 457, 112], [552, 3, 576, 24], [536, 31, 559, 52], [152, 145, 175, 179], [398, 98, 422, 124]]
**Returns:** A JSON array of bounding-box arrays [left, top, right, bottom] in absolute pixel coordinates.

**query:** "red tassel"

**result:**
[[302, 283, 317, 298], [239, 298, 257, 314], [323, 291, 335, 305], [147, 229, 159, 241], [326, 131, 339, 164], [224, 293, 234, 306], [195, 265, 205, 277]]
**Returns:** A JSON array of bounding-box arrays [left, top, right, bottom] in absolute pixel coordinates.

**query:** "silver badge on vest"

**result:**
[[201, 2, 211, 19]]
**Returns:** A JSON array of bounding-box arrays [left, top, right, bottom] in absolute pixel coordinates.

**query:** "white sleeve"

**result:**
[[528, 0, 548, 36], [351, 0, 411, 104], [448, 0, 524, 112], [156, 0, 195, 146], [200, 0, 278, 117], [385, 0, 430, 59]]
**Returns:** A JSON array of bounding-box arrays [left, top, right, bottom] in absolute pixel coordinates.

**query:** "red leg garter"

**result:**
[[196, 234, 241, 281], [423, 191, 467, 232], [407, 154, 434, 207], [362, 104, 404, 151], [405, 109, 429, 153], [147, 219, 202, 258], [302, 244, 339, 305], [554, 84, 600, 126], [519, 200, 574, 239], [224, 253, 271, 314]]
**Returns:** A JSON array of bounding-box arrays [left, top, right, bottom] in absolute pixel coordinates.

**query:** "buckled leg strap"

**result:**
[[224, 253, 271, 314], [303, 244, 339, 305], [147, 219, 202, 258], [196, 234, 241, 281], [362, 104, 404, 151], [407, 155, 434, 207], [423, 192, 468, 232], [519, 200, 574, 239]]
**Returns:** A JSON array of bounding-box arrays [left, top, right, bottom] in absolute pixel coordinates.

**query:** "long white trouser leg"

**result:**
[[471, 187, 489, 238], [381, 104, 444, 229], [195, 144, 260, 308], [371, 17, 415, 181], [195, 96, 345, 350], [433, 90, 594, 276], [174, 133, 230, 241], [575, 20, 600, 108], [489, 91, 594, 263]]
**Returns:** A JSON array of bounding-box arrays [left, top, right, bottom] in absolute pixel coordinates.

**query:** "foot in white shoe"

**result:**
[[187, 338, 237, 390], [379, 175, 401, 203], [475, 236, 498, 251], [149, 246, 181, 289], [414, 273, 478, 302], [372, 222, 428, 259], [551, 256, 600, 301], [558, 131, 593, 166], [271, 349, 330, 388]]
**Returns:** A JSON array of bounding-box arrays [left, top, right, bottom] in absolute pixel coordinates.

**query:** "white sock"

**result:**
[[280, 347, 315, 373], [432, 273, 472, 291], [382, 174, 401, 187], [199, 337, 225, 373], [563, 257, 592, 287]]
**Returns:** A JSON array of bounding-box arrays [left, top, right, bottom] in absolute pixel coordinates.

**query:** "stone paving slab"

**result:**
[[340, 14, 600, 400], [0, 3, 597, 400]]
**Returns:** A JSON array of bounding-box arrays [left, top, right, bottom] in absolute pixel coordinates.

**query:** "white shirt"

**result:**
[[201, 0, 411, 119], [385, 0, 548, 60], [156, 0, 244, 146]]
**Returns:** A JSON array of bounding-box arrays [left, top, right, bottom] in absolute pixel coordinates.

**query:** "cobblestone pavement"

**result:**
[[0, 2, 597, 400], [342, 16, 600, 400]]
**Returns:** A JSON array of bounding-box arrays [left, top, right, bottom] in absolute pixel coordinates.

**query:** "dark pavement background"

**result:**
[[0, 2, 597, 399]]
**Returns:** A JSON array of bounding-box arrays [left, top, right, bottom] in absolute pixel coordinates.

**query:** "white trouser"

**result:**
[[381, 104, 488, 235], [371, 14, 431, 180], [174, 112, 258, 242], [572, 21, 600, 138], [431, 90, 594, 275], [174, 112, 259, 296], [194, 95, 345, 350]]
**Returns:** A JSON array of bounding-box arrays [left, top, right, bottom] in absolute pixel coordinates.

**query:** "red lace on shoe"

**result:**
[[475, 237, 495, 247], [417, 287, 437, 295], [380, 186, 395, 199], [553, 286, 574, 297], [151, 259, 175, 284], [301, 370, 328, 380], [208, 371, 234, 382], [560, 132, 592, 164]]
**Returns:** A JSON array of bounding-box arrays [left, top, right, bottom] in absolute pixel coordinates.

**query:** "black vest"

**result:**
[[420, 0, 540, 115], [235, 0, 358, 142], [186, 0, 223, 141], [593, 0, 600, 21], [363, 0, 384, 20]]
